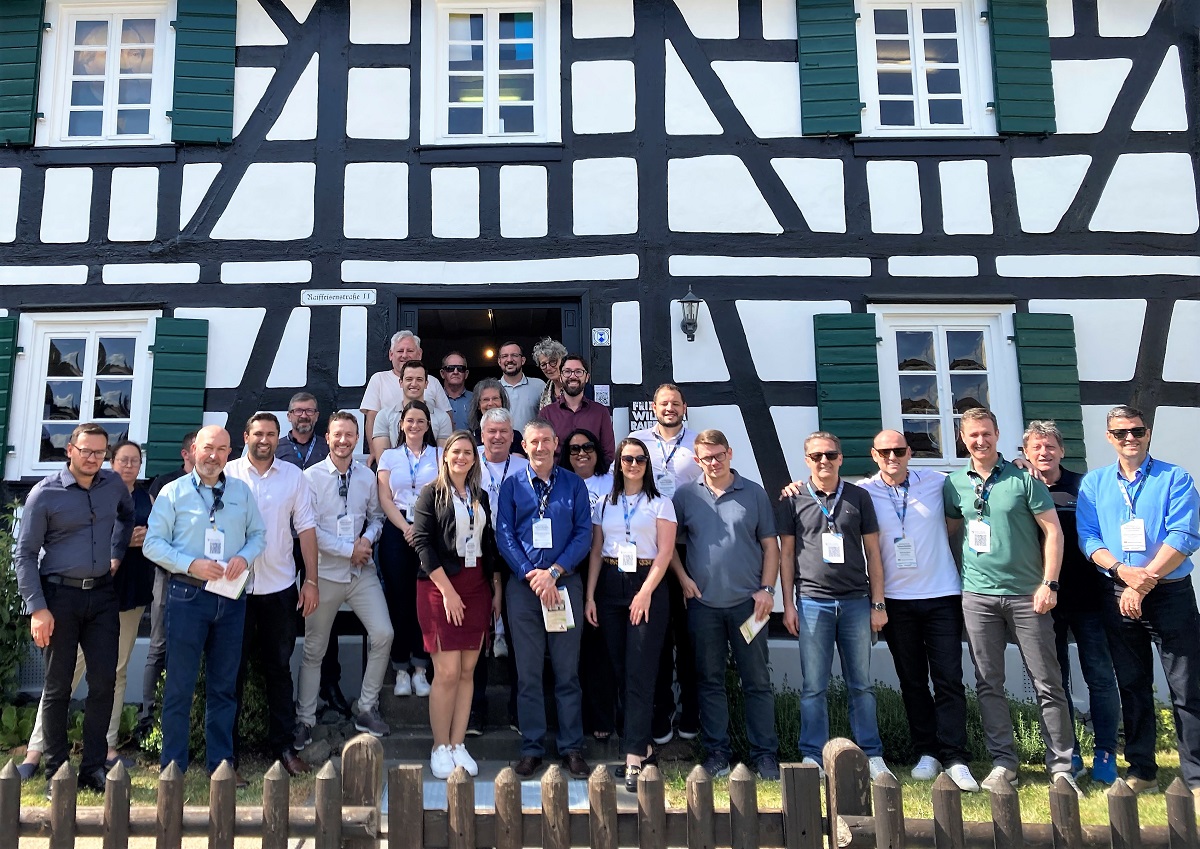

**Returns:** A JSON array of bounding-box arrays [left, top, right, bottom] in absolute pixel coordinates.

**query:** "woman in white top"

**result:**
[[377, 400, 441, 698], [584, 437, 677, 789], [559, 428, 613, 510]]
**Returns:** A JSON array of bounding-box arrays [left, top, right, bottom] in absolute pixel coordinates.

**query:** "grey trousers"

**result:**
[[140, 567, 169, 720], [961, 591, 1074, 773]]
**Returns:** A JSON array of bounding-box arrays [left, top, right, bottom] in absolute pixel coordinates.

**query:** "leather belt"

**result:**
[[44, 573, 112, 590], [171, 573, 206, 588], [601, 556, 655, 569]]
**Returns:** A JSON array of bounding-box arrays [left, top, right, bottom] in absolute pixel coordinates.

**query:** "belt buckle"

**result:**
[[80, 577, 96, 590]]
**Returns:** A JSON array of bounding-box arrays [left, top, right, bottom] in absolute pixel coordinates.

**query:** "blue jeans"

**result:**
[[797, 595, 883, 760], [161, 579, 247, 773], [688, 598, 779, 762], [1052, 605, 1120, 755]]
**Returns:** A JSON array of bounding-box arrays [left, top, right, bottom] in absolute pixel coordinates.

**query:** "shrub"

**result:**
[[0, 503, 31, 701]]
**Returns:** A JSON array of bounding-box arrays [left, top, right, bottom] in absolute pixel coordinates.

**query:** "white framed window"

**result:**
[[855, 0, 996, 137], [419, 0, 561, 144], [7, 311, 160, 480], [869, 305, 1022, 467], [35, 0, 176, 147]]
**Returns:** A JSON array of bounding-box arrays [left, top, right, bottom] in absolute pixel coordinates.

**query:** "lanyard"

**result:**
[[620, 493, 643, 542], [886, 476, 909, 536], [453, 488, 476, 525], [485, 456, 512, 495], [338, 464, 354, 513], [192, 473, 225, 525], [527, 467, 557, 520], [404, 444, 426, 496], [292, 436, 316, 467], [656, 428, 686, 470], [806, 480, 844, 532], [972, 460, 1006, 520], [1118, 458, 1153, 518]]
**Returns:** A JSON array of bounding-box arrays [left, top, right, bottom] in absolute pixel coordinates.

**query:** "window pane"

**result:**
[[922, 8, 957, 33], [448, 13, 483, 41], [877, 71, 913, 95], [499, 12, 534, 40], [448, 43, 483, 72], [95, 380, 133, 418], [448, 76, 483, 104], [954, 417, 968, 458], [45, 380, 82, 420], [498, 74, 534, 102], [121, 19, 155, 43], [874, 9, 909, 34], [447, 107, 483, 134], [903, 420, 941, 459], [75, 20, 108, 46], [68, 111, 103, 137], [876, 40, 911, 64], [120, 48, 154, 74], [926, 68, 961, 96], [899, 375, 939, 414], [924, 38, 959, 63], [947, 331, 986, 369], [71, 81, 105, 106], [499, 42, 534, 70], [40, 424, 75, 463], [896, 331, 936, 370], [73, 50, 106, 75], [880, 100, 916, 126], [97, 338, 136, 375], [951, 375, 990, 412], [928, 99, 964, 125], [116, 109, 150, 134], [499, 104, 534, 133], [48, 339, 86, 376], [118, 78, 152, 104]]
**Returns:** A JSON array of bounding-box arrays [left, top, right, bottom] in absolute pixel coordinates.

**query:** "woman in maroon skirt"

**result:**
[[412, 430, 501, 779]]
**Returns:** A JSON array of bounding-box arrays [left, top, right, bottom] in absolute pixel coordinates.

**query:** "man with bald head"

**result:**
[[145, 426, 267, 778]]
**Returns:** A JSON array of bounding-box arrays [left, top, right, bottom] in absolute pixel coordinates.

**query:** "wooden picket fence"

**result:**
[[5, 734, 1198, 848]]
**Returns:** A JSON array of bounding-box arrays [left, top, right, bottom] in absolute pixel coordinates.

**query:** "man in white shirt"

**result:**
[[360, 331, 452, 453], [498, 341, 546, 433], [226, 412, 318, 777], [371, 361, 453, 460], [295, 412, 393, 743]]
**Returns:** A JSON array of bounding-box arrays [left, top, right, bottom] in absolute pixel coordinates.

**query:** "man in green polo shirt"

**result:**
[[944, 408, 1077, 795]]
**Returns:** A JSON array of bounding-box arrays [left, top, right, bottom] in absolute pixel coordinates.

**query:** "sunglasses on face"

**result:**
[[873, 447, 909, 458], [1109, 427, 1148, 440], [568, 443, 596, 455], [807, 451, 840, 462], [621, 455, 650, 466], [441, 364, 467, 373]]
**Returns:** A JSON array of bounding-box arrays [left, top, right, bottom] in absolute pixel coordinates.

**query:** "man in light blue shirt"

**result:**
[[144, 425, 266, 777], [1077, 405, 1200, 795]]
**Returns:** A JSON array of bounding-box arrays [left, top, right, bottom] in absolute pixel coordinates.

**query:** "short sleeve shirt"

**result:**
[[379, 445, 440, 512], [860, 470, 961, 600], [592, 493, 676, 559], [777, 480, 879, 600]]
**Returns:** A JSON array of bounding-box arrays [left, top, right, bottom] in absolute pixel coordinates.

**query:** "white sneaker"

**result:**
[[981, 765, 1018, 792], [393, 670, 412, 697], [946, 763, 980, 792], [801, 756, 825, 779], [412, 668, 431, 697], [910, 755, 941, 781], [452, 744, 479, 777], [1053, 771, 1083, 798], [430, 745, 455, 780], [868, 757, 894, 780]]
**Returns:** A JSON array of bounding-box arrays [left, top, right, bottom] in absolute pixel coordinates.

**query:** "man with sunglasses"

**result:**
[[778, 431, 893, 781], [943, 408, 1076, 795], [539, 353, 615, 465], [440, 352, 473, 430], [1077, 406, 1200, 796]]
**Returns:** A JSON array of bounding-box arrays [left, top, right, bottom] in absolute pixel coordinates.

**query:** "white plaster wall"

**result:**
[[610, 301, 642, 385], [233, 67, 275, 138], [1080, 405, 1113, 473], [344, 254, 639, 285], [770, 159, 845, 233], [612, 407, 630, 442], [888, 256, 978, 277], [997, 255, 1200, 278], [573, 158, 638, 235], [221, 261, 311, 284], [1145, 408, 1200, 485], [0, 266, 87, 285], [499, 165, 547, 238], [0, 168, 19, 242], [173, 307, 265, 389], [350, 0, 410, 44], [1046, 0, 1074, 37], [670, 299, 729, 383], [103, 263, 199, 285], [1051, 59, 1131, 134], [572, 61, 636, 135], [736, 300, 850, 382], [40, 168, 91, 243], [212, 163, 316, 240], [1162, 300, 1200, 383], [347, 68, 410, 139], [685, 406, 761, 484], [572, 0, 634, 38], [282, 0, 316, 24], [866, 161, 921, 234], [673, 0, 738, 39], [712, 62, 802, 138], [202, 412, 230, 430], [1011, 155, 1091, 233], [668, 156, 781, 233], [266, 308, 311, 388], [1097, 0, 1160, 38], [761, 0, 797, 39], [769, 407, 821, 482], [665, 42, 722, 135], [108, 168, 158, 242], [180, 163, 221, 229], [939, 160, 992, 235], [236, 0, 287, 45], [267, 55, 318, 141], [344, 163, 409, 239], [1133, 47, 1187, 132], [1028, 299, 1146, 382], [339, 306, 369, 387], [1091, 153, 1198, 234], [669, 255, 870, 277], [431, 168, 480, 238]]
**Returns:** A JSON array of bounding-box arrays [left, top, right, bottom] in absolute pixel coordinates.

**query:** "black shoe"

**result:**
[[294, 722, 313, 751], [465, 714, 484, 737], [320, 684, 352, 717], [514, 755, 543, 777], [78, 768, 107, 794], [561, 751, 590, 779], [624, 763, 642, 792]]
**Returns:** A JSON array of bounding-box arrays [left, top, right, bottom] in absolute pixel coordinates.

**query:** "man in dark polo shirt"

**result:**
[[672, 428, 779, 780], [778, 431, 892, 780], [15, 422, 134, 794]]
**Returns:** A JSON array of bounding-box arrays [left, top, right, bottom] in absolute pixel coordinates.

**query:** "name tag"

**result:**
[[1121, 518, 1147, 552], [533, 518, 554, 549], [405, 505, 415, 523], [617, 542, 638, 573], [968, 519, 992, 554], [464, 538, 478, 568], [336, 514, 354, 540], [655, 472, 676, 498], [821, 532, 845, 564], [204, 528, 225, 560], [893, 537, 917, 569]]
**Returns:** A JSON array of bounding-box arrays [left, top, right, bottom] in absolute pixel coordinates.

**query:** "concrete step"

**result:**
[[380, 728, 629, 762], [380, 683, 515, 726]]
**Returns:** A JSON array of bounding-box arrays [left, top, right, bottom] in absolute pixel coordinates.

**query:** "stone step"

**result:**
[[379, 683, 515, 727], [380, 728, 628, 762]]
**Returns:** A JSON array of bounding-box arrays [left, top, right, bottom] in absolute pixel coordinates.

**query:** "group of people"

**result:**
[[12, 326, 1200, 801]]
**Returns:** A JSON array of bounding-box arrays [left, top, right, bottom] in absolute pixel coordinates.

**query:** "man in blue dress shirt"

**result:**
[[496, 419, 592, 779], [144, 425, 266, 777]]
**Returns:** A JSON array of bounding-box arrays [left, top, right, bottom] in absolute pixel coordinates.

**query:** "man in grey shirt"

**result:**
[[497, 341, 546, 432], [671, 429, 779, 780]]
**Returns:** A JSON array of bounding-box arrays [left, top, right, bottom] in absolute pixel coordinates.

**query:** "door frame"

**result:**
[[395, 292, 590, 359]]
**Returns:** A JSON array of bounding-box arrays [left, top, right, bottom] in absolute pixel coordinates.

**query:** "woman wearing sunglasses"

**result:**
[[584, 438, 678, 789]]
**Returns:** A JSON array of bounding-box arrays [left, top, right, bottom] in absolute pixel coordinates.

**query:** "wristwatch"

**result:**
[[1105, 562, 1123, 581], [1042, 580, 1060, 592], [871, 601, 886, 611], [758, 585, 775, 596], [548, 565, 563, 581]]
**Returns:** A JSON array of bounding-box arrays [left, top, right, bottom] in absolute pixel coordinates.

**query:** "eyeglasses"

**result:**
[[290, 408, 318, 417], [568, 442, 596, 455], [561, 368, 587, 377], [807, 451, 841, 462], [537, 360, 559, 370], [873, 447, 908, 458], [1109, 427, 1148, 440], [441, 364, 467, 373], [621, 455, 650, 466], [113, 457, 141, 467], [72, 447, 107, 459], [696, 451, 728, 466]]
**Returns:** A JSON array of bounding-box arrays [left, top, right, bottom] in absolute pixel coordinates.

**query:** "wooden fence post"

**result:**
[[1109, 780, 1142, 849], [930, 773, 963, 849], [543, 764, 570, 849], [989, 780, 1022, 849], [729, 763, 759, 849], [824, 739, 871, 849], [343, 733, 385, 849], [686, 764, 715, 849], [103, 760, 131, 849], [315, 760, 342, 849], [1165, 778, 1199, 849], [156, 761, 184, 849], [1049, 776, 1083, 849], [588, 765, 617, 849], [781, 763, 822, 849], [389, 764, 425, 849], [495, 766, 523, 849], [0, 761, 19, 849], [49, 761, 77, 849], [638, 763, 667, 849], [448, 767, 476, 849], [262, 761, 290, 849], [872, 773, 905, 849], [208, 760, 236, 849]]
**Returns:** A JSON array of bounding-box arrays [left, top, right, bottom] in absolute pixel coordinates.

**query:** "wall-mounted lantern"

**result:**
[[679, 287, 701, 342]]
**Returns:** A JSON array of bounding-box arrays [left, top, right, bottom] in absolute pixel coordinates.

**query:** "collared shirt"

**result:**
[[672, 471, 776, 609], [445, 389, 473, 430], [304, 457, 385, 584], [144, 471, 267, 577], [275, 432, 330, 470], [15, 467, 134, 614], [860, 469, 961, 600], [1077, 455, 1200, 580], [477, 447, 529, 525], [495, 466, 592, 577], [360, 369, 451, 417], [944, 455, 1055, 595], [373, 404, 453, 446], [592, 492, 676, 559], [540, 395, 615, 465], [1047, 467, 1106, 613], [777, 478, 879, 600], [379, 444, 441, 513], [225, 458, 317, 595], [627, 426, 702, 494], [500, 374, 547, 433]]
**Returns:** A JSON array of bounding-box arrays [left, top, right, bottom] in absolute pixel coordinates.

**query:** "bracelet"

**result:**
[[304, 579, 317, 588]]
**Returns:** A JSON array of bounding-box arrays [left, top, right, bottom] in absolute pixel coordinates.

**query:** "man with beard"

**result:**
[[371, 361, 453, 460], [226, 413, 319, 779], [538, 354, 614, 465], [361, 331, 452, 456], [276, 393, 330, 470], [498, 342, 546, 433]]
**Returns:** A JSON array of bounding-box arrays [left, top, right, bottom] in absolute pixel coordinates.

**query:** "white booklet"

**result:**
[[739, 612, 768, 644], [541, 587, 575, 633], [204, 562, 249, 600]]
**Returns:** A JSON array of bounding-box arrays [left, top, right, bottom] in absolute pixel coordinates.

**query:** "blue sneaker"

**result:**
[[1071, 752, 1086, 778], [1092, 750, 1117, 785]]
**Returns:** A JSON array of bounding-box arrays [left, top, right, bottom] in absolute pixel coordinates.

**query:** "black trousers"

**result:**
[[378, 523, 429, 668], [472, 571, 519, 724], [236, 584, 299, 760], [652, 547, 700, 737], [41, 580, 119, 779], [579, 557, 617, 736], [880, 594, 971, 766]]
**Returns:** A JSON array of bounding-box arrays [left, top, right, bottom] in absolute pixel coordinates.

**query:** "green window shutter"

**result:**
[[797, 0, 861, 136], [988, 0, 1056, 134], [814, 314, 882, 477], [171, 0, 236, 144], [0, 0, 45, 146], [146, 317, 208, 476], [1012, 313, 1084, 465], [0, 317, 19, 478]]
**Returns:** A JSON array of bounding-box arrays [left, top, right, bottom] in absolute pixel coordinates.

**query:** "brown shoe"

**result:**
[[561, 751, 589, 779], [281, 751, 312, 777], [514, 755, 543, 777], [233, 770, 249, 789]]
